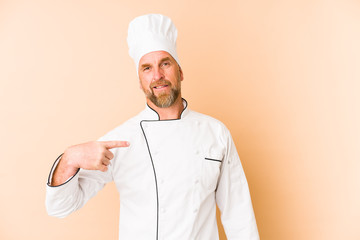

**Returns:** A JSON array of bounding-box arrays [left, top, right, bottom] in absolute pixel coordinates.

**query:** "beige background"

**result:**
[[1, 0, 359, 239]]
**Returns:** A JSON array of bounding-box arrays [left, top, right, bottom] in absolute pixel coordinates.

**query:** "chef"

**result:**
[[46, 14, 260, 240]]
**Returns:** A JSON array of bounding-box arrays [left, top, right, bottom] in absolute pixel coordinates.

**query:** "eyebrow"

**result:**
[[140, 57, 172, 69], [140, 63, 151, 69], [160, 57, 171, 63]]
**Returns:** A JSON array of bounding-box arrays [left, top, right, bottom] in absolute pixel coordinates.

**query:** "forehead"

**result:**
[[139, 51, 175, 65]]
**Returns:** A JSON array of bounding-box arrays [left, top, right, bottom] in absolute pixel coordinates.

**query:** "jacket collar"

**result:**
[[142, 98, 189, 121]]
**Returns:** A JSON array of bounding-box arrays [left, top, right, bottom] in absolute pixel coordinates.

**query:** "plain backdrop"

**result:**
[[1, 0, 359, 239]]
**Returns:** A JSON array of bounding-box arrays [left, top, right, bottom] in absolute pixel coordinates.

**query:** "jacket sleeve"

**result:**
[[45, 150, 113, 218], [215, 128, 260, 240]]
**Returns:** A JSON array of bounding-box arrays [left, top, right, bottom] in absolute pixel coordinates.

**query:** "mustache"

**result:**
[[150, 80, 172, 88]]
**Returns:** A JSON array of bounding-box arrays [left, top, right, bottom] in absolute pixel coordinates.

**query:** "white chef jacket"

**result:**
[[46, 99, 259, 240]]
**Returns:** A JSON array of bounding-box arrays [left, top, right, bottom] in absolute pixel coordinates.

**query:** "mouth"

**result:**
[[153, 85, 169, 90]]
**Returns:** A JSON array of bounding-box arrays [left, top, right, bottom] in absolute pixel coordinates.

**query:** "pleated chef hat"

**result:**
[[127, 14, 180, 72]]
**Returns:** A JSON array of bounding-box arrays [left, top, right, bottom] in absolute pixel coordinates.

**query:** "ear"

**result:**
[[138, 78, 144, 90], [178, 65, 184, 81]]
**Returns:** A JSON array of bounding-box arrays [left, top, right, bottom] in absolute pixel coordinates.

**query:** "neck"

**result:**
[[147, 96, 184, 120]]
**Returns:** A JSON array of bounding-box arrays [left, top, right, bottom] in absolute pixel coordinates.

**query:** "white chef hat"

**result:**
[[127, 14, 180, 72]]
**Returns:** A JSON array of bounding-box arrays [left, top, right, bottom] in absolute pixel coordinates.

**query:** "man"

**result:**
[[46, 14, 259, 240]]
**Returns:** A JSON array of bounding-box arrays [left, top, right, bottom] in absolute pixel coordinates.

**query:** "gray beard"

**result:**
[[146, 85, 180, 108]]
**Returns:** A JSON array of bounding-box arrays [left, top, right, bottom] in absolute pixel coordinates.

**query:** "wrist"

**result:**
[[50, 152, 79, 187], [60, 149, 80, 171]]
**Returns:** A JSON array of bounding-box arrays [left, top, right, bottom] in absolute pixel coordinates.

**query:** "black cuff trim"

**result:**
[[46, 153, 80, 187]]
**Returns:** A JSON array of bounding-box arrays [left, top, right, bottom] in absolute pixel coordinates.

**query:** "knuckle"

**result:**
[[99, 147, 106, 155], [97, 150, 105, 159], [94, 161, 102, 169]]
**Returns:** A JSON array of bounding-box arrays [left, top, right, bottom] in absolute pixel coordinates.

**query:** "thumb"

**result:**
[[101, 140, 130, 149]]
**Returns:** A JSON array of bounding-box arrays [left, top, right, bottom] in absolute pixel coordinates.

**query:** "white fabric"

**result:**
[[46, 100, 259, 240], [127, 14, 180, 72]]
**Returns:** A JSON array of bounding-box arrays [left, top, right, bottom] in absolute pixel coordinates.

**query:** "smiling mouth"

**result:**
[[153, 85, 168, 89]]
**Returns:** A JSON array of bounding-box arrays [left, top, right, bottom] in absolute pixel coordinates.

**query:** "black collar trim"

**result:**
[[146, 98, 188, 121]]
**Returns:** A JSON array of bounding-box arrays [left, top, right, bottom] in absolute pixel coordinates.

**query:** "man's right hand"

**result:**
[[50, 141, 130, 186]]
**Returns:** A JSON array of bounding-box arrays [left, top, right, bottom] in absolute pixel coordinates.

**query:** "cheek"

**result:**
[[139, 78, 152, 93]]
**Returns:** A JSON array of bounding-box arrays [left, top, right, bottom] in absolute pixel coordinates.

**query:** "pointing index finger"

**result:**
[[101, 140, 130, 149]]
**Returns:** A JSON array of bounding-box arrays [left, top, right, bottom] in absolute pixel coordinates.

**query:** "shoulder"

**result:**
[[98, 112, 144, 141], [187, 109, 231, 136]]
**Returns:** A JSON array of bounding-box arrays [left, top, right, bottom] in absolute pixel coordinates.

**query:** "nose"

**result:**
[[152, 66, 164, 81]]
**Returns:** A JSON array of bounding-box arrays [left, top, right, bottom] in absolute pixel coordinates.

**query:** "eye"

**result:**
[[143, 66, 150, 71], [162, 61, 171, 67]]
